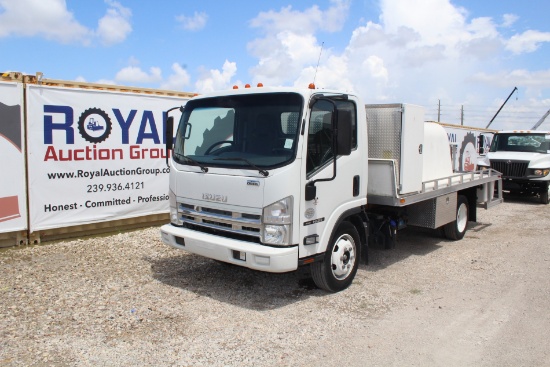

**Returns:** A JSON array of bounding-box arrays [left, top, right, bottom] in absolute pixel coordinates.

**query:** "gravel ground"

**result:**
[[1, 194, 549, 367]]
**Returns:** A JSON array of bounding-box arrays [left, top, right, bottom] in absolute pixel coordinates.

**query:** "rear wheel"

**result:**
[[444, 195, 469, 240], [311, 222, 360, 292]]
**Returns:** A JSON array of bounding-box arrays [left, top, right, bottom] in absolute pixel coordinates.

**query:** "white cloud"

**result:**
[[115, 66, 162, 84], [95, 79, 116, 85], [108, 60, 192, 91], [472, 69, 550, 89], [195, 60, 237, 93], [379, 0, 468, 46], [349, 22, 388, 48], [161, 63, 191, 91], [0, 0, 91, 43], [502, 14, 518, 28], [506, 30, 550, 54], [364, 55, 389, 81], [96, 0, 132, 46], [176, 11, 208, 31], [249, 32, 321, 86], [248, 1, 350, 86], [250, 0, 349, 34], [0, 0, 132, 46], [243, 0, 550, 128], [74, 75, 116, 85]]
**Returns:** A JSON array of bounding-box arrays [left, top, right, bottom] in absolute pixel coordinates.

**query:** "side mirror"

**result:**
[[166, 116, 174, 148], [477, 134, 485, 155], [305, 183, 317, 201], [336, 109, 352, 156], [165, 116, 174, 167]]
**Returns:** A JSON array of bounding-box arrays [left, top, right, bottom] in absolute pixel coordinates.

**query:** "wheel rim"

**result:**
[[330, 234, 356, 281], [457, 203, 468, 233]]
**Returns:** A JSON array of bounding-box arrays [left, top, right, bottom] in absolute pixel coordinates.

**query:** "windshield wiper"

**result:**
[[174, 153, 208, 172], [214, 157, 269, 177]]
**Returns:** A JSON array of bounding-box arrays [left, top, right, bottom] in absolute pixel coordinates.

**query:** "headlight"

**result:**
[[262, 196, 293, 246], [533, 169, 550, 177], [169, 189, 182, 225], [477, 160, 490, 170]]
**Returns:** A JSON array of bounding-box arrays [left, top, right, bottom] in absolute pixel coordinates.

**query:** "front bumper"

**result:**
[[160, 224, 298, 273], [502, 178, 549, 192]]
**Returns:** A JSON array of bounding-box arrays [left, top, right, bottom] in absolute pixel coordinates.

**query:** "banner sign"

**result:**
[[444, 125, 494, 172], [26, 85, 187, 231], [0, 81, 27, 233]]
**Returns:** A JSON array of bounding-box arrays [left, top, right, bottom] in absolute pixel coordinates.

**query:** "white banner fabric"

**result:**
[[0, 81, 27, 233], [26, 85, 186, 231]]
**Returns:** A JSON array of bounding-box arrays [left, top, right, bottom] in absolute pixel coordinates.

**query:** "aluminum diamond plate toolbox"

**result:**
[[407, 192, 457, 229], [365, 104, 403, 186]]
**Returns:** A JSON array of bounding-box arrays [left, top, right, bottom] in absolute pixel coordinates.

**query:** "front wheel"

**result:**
[[311, 222, 360, 292], [444, 195, 469, 240]]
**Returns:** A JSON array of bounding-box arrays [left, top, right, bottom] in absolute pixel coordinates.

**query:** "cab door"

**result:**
[[298, 96, 361, 259]]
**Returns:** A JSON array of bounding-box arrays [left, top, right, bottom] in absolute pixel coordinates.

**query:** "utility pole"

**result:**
[[461, 105, 464, 125], [438, 100, 441, 122]]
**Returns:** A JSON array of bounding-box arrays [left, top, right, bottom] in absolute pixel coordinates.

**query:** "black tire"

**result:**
[[311, 222, 360, 292], [444, 195, 469, 240], [541, 184, 550, 204]]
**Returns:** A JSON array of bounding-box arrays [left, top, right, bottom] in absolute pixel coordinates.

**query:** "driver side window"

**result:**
[[306, 99, 357, 176], [306, 110, 334, 175]]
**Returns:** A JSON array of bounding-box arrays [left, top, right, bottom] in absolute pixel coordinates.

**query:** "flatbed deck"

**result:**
[[367, 158, 503, 207]]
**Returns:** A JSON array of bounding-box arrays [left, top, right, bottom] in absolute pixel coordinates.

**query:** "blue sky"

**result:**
[[2, 0, 550, 129]]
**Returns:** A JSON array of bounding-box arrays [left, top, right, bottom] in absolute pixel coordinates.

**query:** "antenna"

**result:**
[[313, 42, 324, 85]]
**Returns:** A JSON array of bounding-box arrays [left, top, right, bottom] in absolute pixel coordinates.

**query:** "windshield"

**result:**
[[490, 133, 550, 154], [173, 93, 303, 170]]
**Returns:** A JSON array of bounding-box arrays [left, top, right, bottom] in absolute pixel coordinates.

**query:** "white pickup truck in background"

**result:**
[[477, 130, 550, 204]]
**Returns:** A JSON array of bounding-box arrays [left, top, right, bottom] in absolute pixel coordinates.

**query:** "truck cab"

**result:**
[[478, 130, 550, 204], [161, 86, 366, 292]]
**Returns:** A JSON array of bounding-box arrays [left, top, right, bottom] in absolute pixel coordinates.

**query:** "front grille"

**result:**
[[202, 207, 232, 217], [178, 201, 262, 241], [183, 223, 262, 244], [490, 160, 529, 178]]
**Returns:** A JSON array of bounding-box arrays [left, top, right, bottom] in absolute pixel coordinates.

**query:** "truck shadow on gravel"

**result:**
[[366, 227, 448, 271], [502, 192, 545, 205], [146, 228, 463, 310], [146, 254, 322, 310]]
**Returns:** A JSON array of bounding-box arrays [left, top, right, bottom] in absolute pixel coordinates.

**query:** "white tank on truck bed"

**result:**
[[422, 122, 454, 182], [365, 103, 502, 208]]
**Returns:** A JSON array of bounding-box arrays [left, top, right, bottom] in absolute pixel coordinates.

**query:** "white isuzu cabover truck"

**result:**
[[477, 130, 550, 204], [160, 85, 503, 292]]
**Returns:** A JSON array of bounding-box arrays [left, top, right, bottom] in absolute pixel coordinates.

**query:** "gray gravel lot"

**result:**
[[1, 194, 549, 367]]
